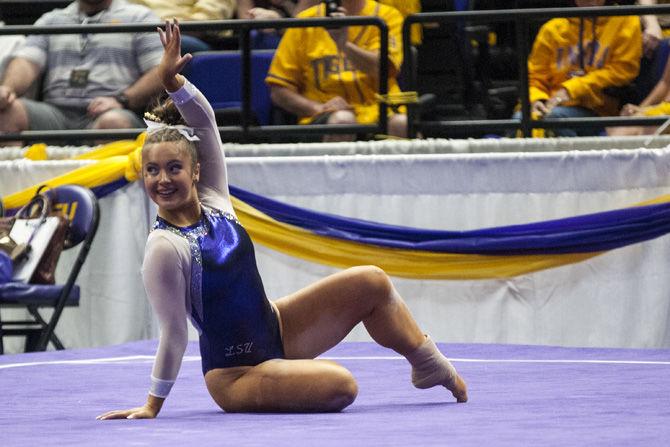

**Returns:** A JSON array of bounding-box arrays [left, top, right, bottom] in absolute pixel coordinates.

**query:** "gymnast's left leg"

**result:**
[[275, 265, 468, 402]]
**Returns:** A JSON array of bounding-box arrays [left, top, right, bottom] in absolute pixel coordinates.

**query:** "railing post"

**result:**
[[378, 21, 389, 138], [403, 18, 417, 139], [516, 16, 532, 138], [240, 26, 252, 138]]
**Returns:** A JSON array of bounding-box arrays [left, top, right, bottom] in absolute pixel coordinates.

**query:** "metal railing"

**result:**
[[3, 5, 670, 142], [403, 4, 670, 138], [0, 16, 388, 142]]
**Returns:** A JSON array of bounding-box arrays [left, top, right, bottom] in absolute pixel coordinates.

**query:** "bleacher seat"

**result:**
[[182, 50, 275, 127]]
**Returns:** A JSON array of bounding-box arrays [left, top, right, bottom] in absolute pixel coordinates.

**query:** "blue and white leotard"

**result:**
[[153, 206, 284, 373], [142, 79, 284, 384]]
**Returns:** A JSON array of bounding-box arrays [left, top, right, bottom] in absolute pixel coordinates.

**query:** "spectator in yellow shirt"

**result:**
[[518, 0, 641, 137], [266, 0, 408, 141]]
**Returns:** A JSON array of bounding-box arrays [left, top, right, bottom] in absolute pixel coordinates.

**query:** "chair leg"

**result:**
[[49, 333, 65, 350], [24, 330, 64, 352], [0, 312, 4, 355], [27, 306, 65, 351], [24, 331, 41, 352]]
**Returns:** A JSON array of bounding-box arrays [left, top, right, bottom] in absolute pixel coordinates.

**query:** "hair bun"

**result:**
[[146, 95, 186, 126]]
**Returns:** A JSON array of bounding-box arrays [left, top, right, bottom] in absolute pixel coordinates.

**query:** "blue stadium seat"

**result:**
[[454, 0, 469, 11], [250, 30, 282, 50], [182, 50, 275, 126]]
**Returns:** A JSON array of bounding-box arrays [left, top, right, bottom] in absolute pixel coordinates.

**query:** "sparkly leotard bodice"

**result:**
[[153, 206, 284, 373]]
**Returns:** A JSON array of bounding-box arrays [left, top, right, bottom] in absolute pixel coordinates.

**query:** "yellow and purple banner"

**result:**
[[3, 138, 670, 279]]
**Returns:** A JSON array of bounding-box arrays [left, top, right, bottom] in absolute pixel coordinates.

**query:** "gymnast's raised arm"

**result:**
[[154, 19, 234, 214]]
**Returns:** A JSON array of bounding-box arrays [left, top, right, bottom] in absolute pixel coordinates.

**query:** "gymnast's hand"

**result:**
[[157, 18, 192, 92], [96, 404, 159, 420]]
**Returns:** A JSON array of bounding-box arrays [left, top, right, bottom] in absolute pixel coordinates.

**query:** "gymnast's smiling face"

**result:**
[[142, 141, 200, 216]]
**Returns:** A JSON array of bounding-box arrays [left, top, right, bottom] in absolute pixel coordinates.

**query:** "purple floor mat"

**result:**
[[1, 341, 669, 446]]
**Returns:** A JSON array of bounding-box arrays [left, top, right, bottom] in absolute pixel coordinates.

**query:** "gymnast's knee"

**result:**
[[349, 265, 394, 302], [205, 380, 239, 413], [321, 366, 358, 412]]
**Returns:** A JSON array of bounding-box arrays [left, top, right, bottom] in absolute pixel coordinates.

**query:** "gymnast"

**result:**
[[97, 20, 467, 419]]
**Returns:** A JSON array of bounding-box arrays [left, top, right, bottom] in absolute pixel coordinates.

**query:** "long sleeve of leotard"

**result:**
[[169, 78, 235, 215], [142, 233, 190, 385]]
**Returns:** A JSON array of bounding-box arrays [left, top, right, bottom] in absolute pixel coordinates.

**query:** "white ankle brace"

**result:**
[[406, 335, 458, 390]]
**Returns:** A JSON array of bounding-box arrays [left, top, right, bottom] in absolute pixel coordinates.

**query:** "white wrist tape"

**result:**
[[149, 375, 175, 398]]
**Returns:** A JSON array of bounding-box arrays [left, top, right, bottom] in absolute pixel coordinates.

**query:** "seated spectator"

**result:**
[[293, 1, 420, 44], [129, 0, 236, 53], [374, 0, 421, 45], [266, 0, 408, 141], [236, 0, 301, 49], [237, 0, 300, 19], [516, 0, 641, 137], [0, 20, 24, 79], [0, 23, 38, 102], [0, 0, 164, 144], [608, 45, 670, 136], [638, 0, 670, 59], [241, 1, 420, 49]]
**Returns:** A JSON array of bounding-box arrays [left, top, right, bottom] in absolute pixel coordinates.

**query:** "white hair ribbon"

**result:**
[[143, 118, 200, 142]]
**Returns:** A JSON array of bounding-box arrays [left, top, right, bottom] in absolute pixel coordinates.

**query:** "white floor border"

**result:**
[[2, 355, 670, 370]]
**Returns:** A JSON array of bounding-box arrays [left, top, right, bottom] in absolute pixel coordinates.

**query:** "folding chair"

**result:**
[[0, 185, 99, 353], [182, 49, 275, 127]]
